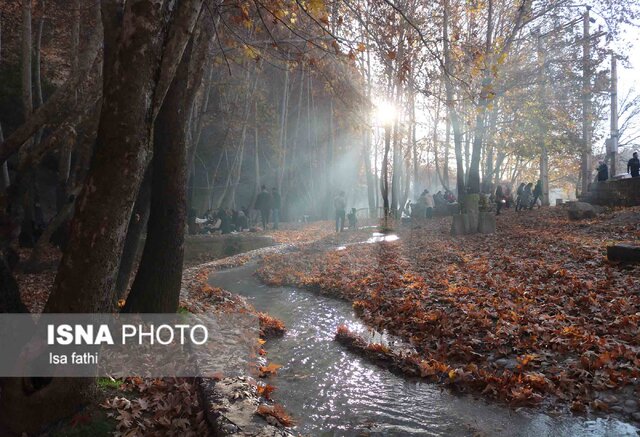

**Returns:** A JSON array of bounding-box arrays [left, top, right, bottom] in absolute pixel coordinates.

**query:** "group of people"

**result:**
[[597, 152, 640, 181], [493, 180, 542, 214], [195, 185, 281, 234], [406, 188, 457, 219], [199, 207, 250, 234], [254, 185, 282, 231], [334, 191, 358, 232]]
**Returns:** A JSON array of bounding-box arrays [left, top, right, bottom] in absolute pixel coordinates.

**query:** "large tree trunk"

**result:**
[[124, 21, 209, 314], [44, 0, 204, 311], [442, 0, 465, 198], [114, 168, 151, 301]]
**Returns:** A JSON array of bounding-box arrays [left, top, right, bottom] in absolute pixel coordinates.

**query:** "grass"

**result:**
[[96, 377, 122, 390]]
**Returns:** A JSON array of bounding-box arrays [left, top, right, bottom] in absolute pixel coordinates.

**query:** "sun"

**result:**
[[373, 98, 398, 126]]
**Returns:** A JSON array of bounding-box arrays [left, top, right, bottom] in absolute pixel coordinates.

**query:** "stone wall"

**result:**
[[585, 178, 640, 206]]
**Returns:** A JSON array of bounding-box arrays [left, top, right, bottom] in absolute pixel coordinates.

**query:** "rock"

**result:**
[[451, 214, 468, 236], [495, 358, 518, 371], [466, 211, 479, 233], [607, 244, 640, 263], [556, 199, 564, 206], [478, 212, 496, 234], [632, 412, 640, 422], [624, 399, 638, 412], [221, 424, 238, 433], [567, 201, 597, 220]]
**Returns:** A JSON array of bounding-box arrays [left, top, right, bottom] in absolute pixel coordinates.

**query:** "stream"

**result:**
[[210, 261, 638, 436]]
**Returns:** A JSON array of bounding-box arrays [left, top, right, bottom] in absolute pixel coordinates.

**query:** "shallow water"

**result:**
[[210, 262, 638, 436]]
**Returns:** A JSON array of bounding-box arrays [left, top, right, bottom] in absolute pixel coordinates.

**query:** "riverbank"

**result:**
[[12, 228, 316, 436], [255, 206, 640, 424]]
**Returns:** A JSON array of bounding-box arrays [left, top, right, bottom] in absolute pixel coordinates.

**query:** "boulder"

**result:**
[[567, 201, 597, 220], [607, 243, 640, 263], [451, 214, 468, 236], [478, 212, 496, 234]]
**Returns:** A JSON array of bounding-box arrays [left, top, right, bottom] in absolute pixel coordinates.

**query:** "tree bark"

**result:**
[[124, 20, 209, 313], [44, 0, 187, 314], [114, 168, 151, 301]]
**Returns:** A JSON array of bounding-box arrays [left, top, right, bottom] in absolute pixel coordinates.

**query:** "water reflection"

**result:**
[[210, 263, 638, 436]]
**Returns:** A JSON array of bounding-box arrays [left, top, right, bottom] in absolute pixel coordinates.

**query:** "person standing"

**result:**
[[628, 152, 640, 178], [271, 187, 281, 230], [522, 182, 534, 210], [424, 189, 434, 218], [597, 161, 609, 181], [334, 191, 346, 232], [532, 179, 543, 209], [515, 183, 526, 211], [495, 185, 505, 215], [255, 185, 272, 230]]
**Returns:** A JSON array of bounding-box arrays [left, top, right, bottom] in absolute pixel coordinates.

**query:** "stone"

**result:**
[[556, 199, 564, 206], [607, 244, 640, 263], [624, 399, 638, 411], [466, 210, 479, 233], [495, 358, 518, 371], [478, 212, 496, 234], [567, 201, 597, 220], [451, 214, 468, 236]]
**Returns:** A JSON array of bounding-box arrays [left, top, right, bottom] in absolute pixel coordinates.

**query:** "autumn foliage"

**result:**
[[257, 207, 640, 416]]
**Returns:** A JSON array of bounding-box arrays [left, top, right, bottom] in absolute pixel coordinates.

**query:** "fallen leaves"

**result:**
[[100, 377, 209, 436], [256, 404, 295, 427], [257, 207, 640, 414], [259, 363, 282, 377]]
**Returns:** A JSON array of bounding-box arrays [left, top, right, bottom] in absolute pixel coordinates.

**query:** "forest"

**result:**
[[0, 0, 639, 435]]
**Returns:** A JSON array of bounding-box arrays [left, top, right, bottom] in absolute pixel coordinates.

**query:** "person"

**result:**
[[347, 207, 358, 230], [237, 208, 248, 230], [532, 179, 543, 209], [515, 182, 526, 211], [419, 189, 434, 219], [504, 186, 513, 208], [334, 191, 346, 232], [521, 182, 533, 210], [271, 187, 281, 230], [444, 189, 456, 203], [495, 185, 505, 215], [628, 152, 640, 178], [597, 161, 609, 181], [218, 208, 233, 234], [254, 185, 272, 230]]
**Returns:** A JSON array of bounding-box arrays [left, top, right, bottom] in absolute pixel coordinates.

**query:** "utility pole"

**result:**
[[580, 7, 592, 196], [537, 33, 550, 206], [609, 52, 618, 178]]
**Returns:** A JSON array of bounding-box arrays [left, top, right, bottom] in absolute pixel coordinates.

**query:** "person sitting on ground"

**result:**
[[444, 189, 456, 203], [219, 208, 234, 234], [597, 161, 609, 181], [237, 208, 248, 230], [433, 190, 446, 207], [627, 152, 639, 178], [347, 208, 358, 230]]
